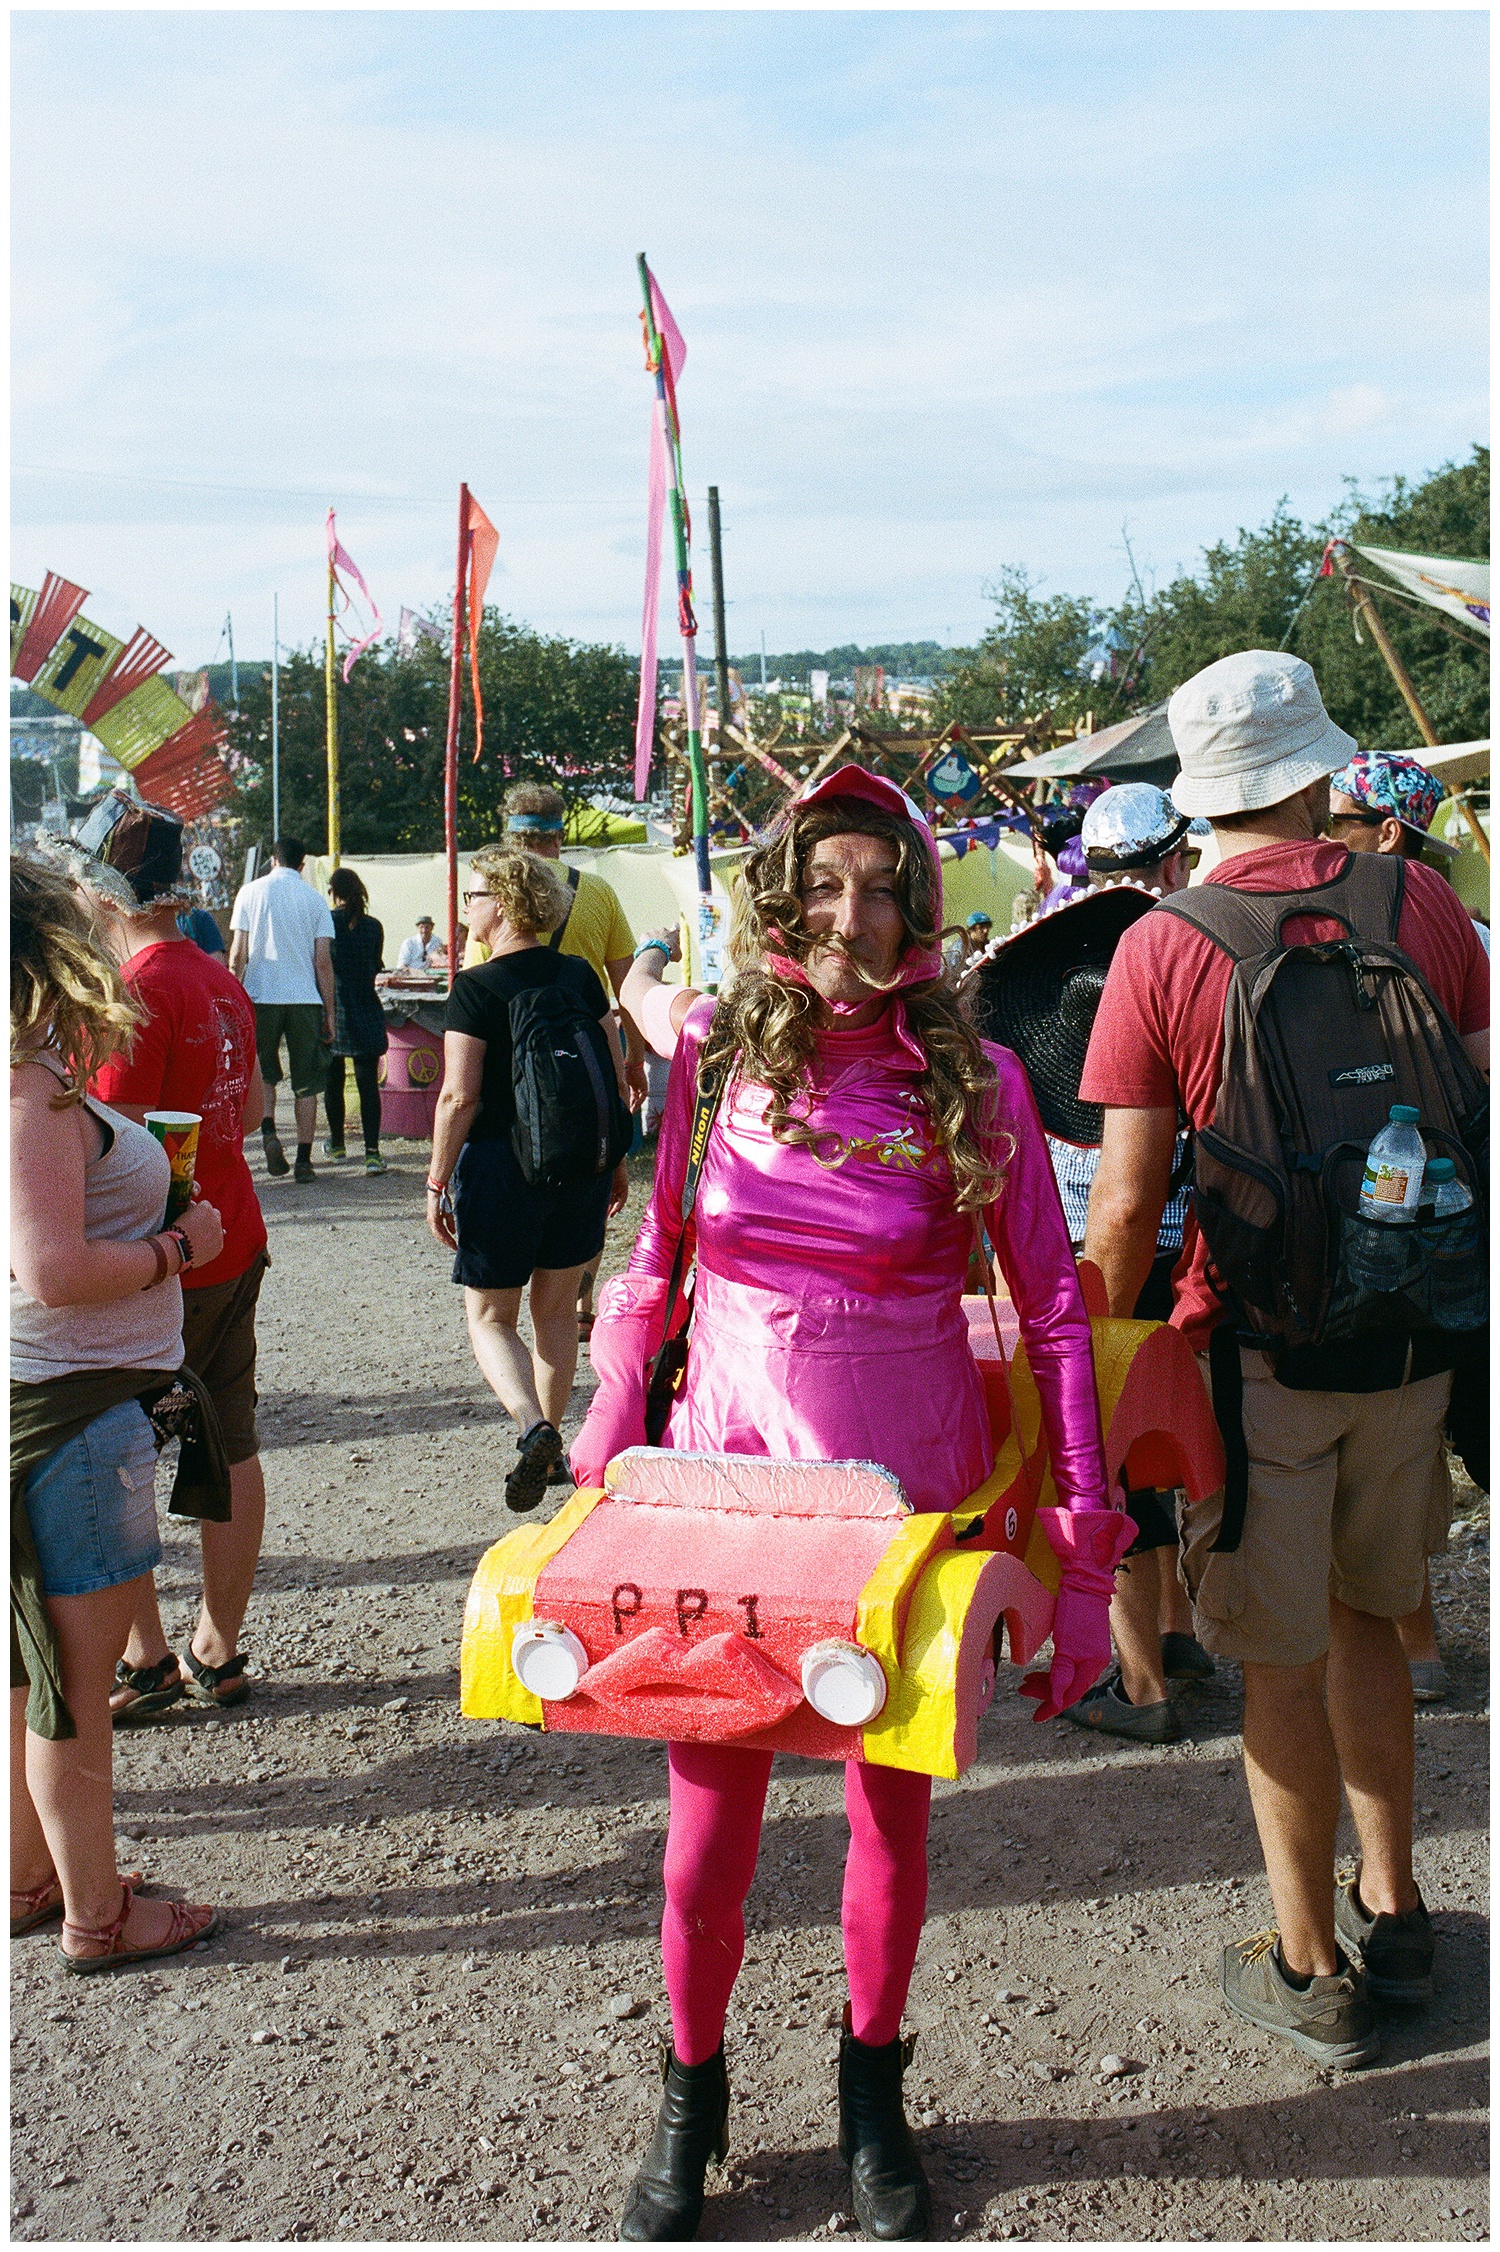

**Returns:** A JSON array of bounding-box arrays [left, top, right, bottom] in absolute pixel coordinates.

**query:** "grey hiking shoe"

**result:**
[[1220, 1930, 1379, 2068], [1334, 1873, 1435, 2002], [1063, 1668, 1182, 1745], [1409, 1659, 1448, 1704]]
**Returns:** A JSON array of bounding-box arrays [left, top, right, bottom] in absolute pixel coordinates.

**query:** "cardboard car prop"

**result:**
[[461, 1278, 1224, 1781]]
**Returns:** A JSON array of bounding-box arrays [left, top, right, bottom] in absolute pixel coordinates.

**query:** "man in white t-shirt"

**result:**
[[396, 916, 439, 971], [229, 836, 336, 1182]]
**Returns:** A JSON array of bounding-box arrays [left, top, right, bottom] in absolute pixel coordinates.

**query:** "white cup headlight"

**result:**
[[511, 1620, 588, 1702], [800, 1640, 887, 1727]]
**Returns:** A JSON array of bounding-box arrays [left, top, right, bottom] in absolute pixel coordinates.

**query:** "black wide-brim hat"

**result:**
[[970, 886, 1156, 1146]]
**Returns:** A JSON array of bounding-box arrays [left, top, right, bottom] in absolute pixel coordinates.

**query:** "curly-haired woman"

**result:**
[[575, 768, 1123, 2241], [426, 848, 631, 1513], [11, 856, 222, 1970]]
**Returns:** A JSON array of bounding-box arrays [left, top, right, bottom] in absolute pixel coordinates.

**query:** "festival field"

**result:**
[[10, 1146, 1488, 2245]]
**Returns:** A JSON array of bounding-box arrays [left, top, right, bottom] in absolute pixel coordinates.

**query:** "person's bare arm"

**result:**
[[11, 1063, 222, 1302], [605, 955, 649, 1110], [242, 1057, 266, 1130], [1462, 1028, 1489, 1076], [620, 930, 699, 1054], [426, 1032, 484, 1247], [1081, 1105, 1178, 1318], [314, 935, 336, 1042], [228, 929, 249, 982], [601, 1010, 630, 1108]]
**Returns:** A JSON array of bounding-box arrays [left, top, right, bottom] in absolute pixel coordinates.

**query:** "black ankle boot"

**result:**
[[837, 2020, 932, 2242], [619, 2043, 730, 2242]]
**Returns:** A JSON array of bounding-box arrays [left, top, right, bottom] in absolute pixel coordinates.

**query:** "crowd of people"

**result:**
[[9, 648, 1488, 2239]]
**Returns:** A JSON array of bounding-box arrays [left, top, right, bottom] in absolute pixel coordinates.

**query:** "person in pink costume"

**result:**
[[575, 769, 1123, 2242]]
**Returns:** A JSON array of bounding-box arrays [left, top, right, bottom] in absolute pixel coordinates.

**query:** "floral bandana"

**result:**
[[1330, 750, 1445, 839]]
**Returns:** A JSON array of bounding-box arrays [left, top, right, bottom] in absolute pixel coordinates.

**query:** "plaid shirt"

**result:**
[[1047, 1133, 1189, 1254]]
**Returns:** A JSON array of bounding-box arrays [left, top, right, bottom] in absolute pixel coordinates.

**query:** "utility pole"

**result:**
[[225, 611, 239, 709], [270, 593, 281, 843], [760, 631, 767, 690], [708, 486, 732, 752], [1335, 547, 1489, 864]]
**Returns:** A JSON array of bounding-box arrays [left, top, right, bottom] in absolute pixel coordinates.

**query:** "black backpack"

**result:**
[[508, 978, 632, 1190], [1157, 853, 1488, 1355]]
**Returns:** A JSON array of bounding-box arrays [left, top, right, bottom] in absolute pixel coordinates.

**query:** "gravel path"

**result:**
[[11, 1143, 1489, 2243]]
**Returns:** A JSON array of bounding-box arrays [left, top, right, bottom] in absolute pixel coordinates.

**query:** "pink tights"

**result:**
[[661, 1743, 932, 2066]]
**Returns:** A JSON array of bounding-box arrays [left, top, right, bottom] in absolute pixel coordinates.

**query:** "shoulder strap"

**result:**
[[1156, 852, 1406, 963], [546, 865, 583, 952], [658, 1048, 729, 1325]]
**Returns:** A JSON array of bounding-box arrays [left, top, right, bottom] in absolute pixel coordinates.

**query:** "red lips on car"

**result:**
[[574, 1627, 805, 1737]]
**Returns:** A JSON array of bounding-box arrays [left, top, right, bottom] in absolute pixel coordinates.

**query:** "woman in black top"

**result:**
[[324, 868, 389, 1175], [427, 848, 629, 1511]]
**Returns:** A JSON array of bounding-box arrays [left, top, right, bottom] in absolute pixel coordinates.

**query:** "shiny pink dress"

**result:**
[[633, 994, 1107, 1515]]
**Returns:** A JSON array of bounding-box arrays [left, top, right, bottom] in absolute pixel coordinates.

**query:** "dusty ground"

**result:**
[[10, 1141, 1489, 2245]]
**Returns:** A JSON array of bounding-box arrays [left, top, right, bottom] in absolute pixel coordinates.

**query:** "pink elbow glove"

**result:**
[[1019, 1506, 1137, 1722], [569, 1275, 672, 1489]]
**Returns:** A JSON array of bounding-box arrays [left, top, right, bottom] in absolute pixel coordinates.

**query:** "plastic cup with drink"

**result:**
[[145, 1111, 201, 1226]]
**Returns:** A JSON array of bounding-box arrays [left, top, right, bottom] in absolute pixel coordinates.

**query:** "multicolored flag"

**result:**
[[634, 271, 689, 803], [326, 511, 383, 680]]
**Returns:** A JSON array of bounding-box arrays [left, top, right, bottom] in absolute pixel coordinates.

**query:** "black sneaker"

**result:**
[[1063, 1668, 1182, 1744], [1161, 1630, 1215, 1682], [1220, 1930, 1380, 2068], [293, 1155, 316, 1184], [505, 1421, 564, 1514], [1334, 1872, 1435, 2002], [263, 1130, 290, 1178]]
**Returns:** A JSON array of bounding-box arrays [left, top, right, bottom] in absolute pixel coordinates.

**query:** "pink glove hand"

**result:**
[[1019, 1506, 1137, 1722], [569, 1275, 671, 1489]]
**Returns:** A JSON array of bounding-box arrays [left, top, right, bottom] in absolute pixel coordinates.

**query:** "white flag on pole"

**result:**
[[1353, 544, 1489, 638]]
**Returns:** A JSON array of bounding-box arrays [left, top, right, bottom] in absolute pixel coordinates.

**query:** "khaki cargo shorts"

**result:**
[[1179, 1346, 1453, 1669], [181, 1249, 269, 1466]]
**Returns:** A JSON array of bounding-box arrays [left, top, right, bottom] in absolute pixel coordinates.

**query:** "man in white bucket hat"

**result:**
[[1076, 651, 1489, 2070]]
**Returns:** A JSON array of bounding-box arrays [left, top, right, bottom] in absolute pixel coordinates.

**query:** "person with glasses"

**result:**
[[426, 850, 630, 1512]]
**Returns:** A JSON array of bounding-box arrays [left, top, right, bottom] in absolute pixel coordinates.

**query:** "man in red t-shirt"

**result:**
[[82, 797, 271, 1720], [1080, 653, 1489, 2071]]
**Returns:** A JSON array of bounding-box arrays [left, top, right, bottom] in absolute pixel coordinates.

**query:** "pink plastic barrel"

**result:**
[[379, 1019, 444, 1140]]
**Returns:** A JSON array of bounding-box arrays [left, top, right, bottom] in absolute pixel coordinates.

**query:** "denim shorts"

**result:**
[[23, 1399, 163, 1597]]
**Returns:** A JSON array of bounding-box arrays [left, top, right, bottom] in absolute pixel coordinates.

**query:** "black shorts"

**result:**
[[450, 1134, 612, 1291]]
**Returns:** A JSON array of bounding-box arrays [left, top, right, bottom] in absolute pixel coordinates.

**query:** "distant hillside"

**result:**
[[662, 641, 961, 686]]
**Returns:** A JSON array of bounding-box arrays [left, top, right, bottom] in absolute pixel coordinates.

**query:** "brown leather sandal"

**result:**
[[60, 1882, 217, 1975], [181, 1649, 251, 1709], [11, 1868, 143, 1939]]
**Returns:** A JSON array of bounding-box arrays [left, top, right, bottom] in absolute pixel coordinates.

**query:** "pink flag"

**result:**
[[466, 493, 499, 763], [633, 271, 687, 802], [327, 509, 383, 681]]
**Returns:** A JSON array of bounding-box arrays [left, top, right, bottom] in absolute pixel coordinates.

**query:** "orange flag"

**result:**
[[467, 495, 498, 762]]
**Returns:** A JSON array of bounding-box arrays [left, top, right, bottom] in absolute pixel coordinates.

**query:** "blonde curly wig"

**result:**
[[703, 797, 1009, 1211], [11, 857, 143, 1106], [469, 846, 572, 938]]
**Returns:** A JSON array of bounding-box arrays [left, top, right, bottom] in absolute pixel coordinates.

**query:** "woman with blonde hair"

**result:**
[[426, 847, 631, 1511], [575, 769, 1121, 2241], [11, 855, 222, 1970]]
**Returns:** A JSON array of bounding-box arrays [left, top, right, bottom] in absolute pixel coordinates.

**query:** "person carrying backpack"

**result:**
[[1080, 651, 1489, 2072], [426, 848, 631, 1511]]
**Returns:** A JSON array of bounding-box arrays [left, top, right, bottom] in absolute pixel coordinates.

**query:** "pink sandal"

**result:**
[[11, 1867, 143, 1939], [59, 1882, 217, 1975]]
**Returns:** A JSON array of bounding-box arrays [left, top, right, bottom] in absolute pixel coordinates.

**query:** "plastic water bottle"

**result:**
[[1359, 1105, 1427, 1223], [1428, 1159, 1474, 1218]]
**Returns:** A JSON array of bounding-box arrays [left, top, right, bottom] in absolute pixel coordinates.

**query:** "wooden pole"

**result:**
[[444, 485, 471, 988], [1337, 549, 1489, 864], [325, 530, 340, 868], [708, 486, 732, 753], [638, 254, 709, 900]]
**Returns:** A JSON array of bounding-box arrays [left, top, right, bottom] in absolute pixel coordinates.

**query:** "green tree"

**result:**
[[932, 568, 1101, 731], [226, 611, 640, 855]]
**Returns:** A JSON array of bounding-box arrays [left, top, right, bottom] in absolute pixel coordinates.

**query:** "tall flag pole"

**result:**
[[636, 255, 710, 902], [271, 592, 281, 842], [324, 518, 340, 868], [444, 484, 471, 989]]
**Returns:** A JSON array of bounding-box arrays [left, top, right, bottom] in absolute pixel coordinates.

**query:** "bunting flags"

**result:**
[[634, 269, 689, 803], [326, 510, 383, 680], [8, 575, 233, 819]]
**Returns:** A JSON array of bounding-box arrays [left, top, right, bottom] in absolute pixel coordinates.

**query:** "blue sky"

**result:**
[[12, 10, 1489, 667]]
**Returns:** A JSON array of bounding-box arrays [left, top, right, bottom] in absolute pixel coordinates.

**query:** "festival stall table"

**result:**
[[376, 975, 448, 1140]]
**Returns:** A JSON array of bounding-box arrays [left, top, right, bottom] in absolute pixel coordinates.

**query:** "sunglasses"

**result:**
[[1326, 807, 1386, 830]]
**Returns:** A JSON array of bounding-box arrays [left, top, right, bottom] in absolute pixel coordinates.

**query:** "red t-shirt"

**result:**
[[1079, 842, 1490, 1351], [93, 939, 267, 1291]]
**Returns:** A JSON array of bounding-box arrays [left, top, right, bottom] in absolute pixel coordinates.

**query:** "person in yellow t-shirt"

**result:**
[[464, 781, 647, 1356]]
